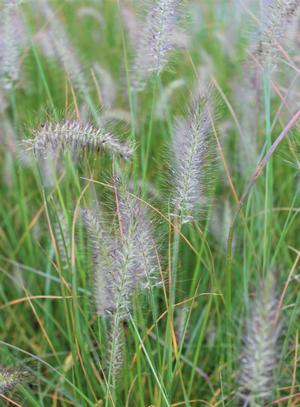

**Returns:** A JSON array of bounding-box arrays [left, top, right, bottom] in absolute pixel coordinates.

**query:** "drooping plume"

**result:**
[[171, 90, 216, 223], [23, 120, 133, 161], [132, 0, 182, 91], [238, 277, 282, 405]]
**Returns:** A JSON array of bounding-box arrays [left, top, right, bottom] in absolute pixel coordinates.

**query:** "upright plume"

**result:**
[[171, 89, 216, 223]]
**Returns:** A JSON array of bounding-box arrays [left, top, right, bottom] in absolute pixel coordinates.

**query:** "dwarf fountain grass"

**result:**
[[238, 277, 282, 406], [23, 120, 134, 161], [81, 180, 160, 390]]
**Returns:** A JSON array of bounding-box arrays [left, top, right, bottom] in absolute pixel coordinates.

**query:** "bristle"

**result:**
[[132, 0, 182, 91], [238, 277, 282, 405], [23, 120, 133, 160], [171, 90, 216, 223]]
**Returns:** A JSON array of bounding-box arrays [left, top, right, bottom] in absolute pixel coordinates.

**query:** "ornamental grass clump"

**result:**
[[81, 180, 160, 383]]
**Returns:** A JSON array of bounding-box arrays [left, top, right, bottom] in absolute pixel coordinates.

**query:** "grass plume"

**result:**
[[23, 120, 133, 161]]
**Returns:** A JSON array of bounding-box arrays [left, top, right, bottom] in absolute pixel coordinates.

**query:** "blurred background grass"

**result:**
[[0, 0, 299, 406]]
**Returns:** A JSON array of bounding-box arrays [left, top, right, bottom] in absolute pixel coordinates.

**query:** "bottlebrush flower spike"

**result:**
[[132, 0, 182, 91], [0, 1, 20, 90], [23, 120, 133, 160], [171, 90, 216, 223], [0, 366, 31, 395], [238, 277, 282, 405]]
